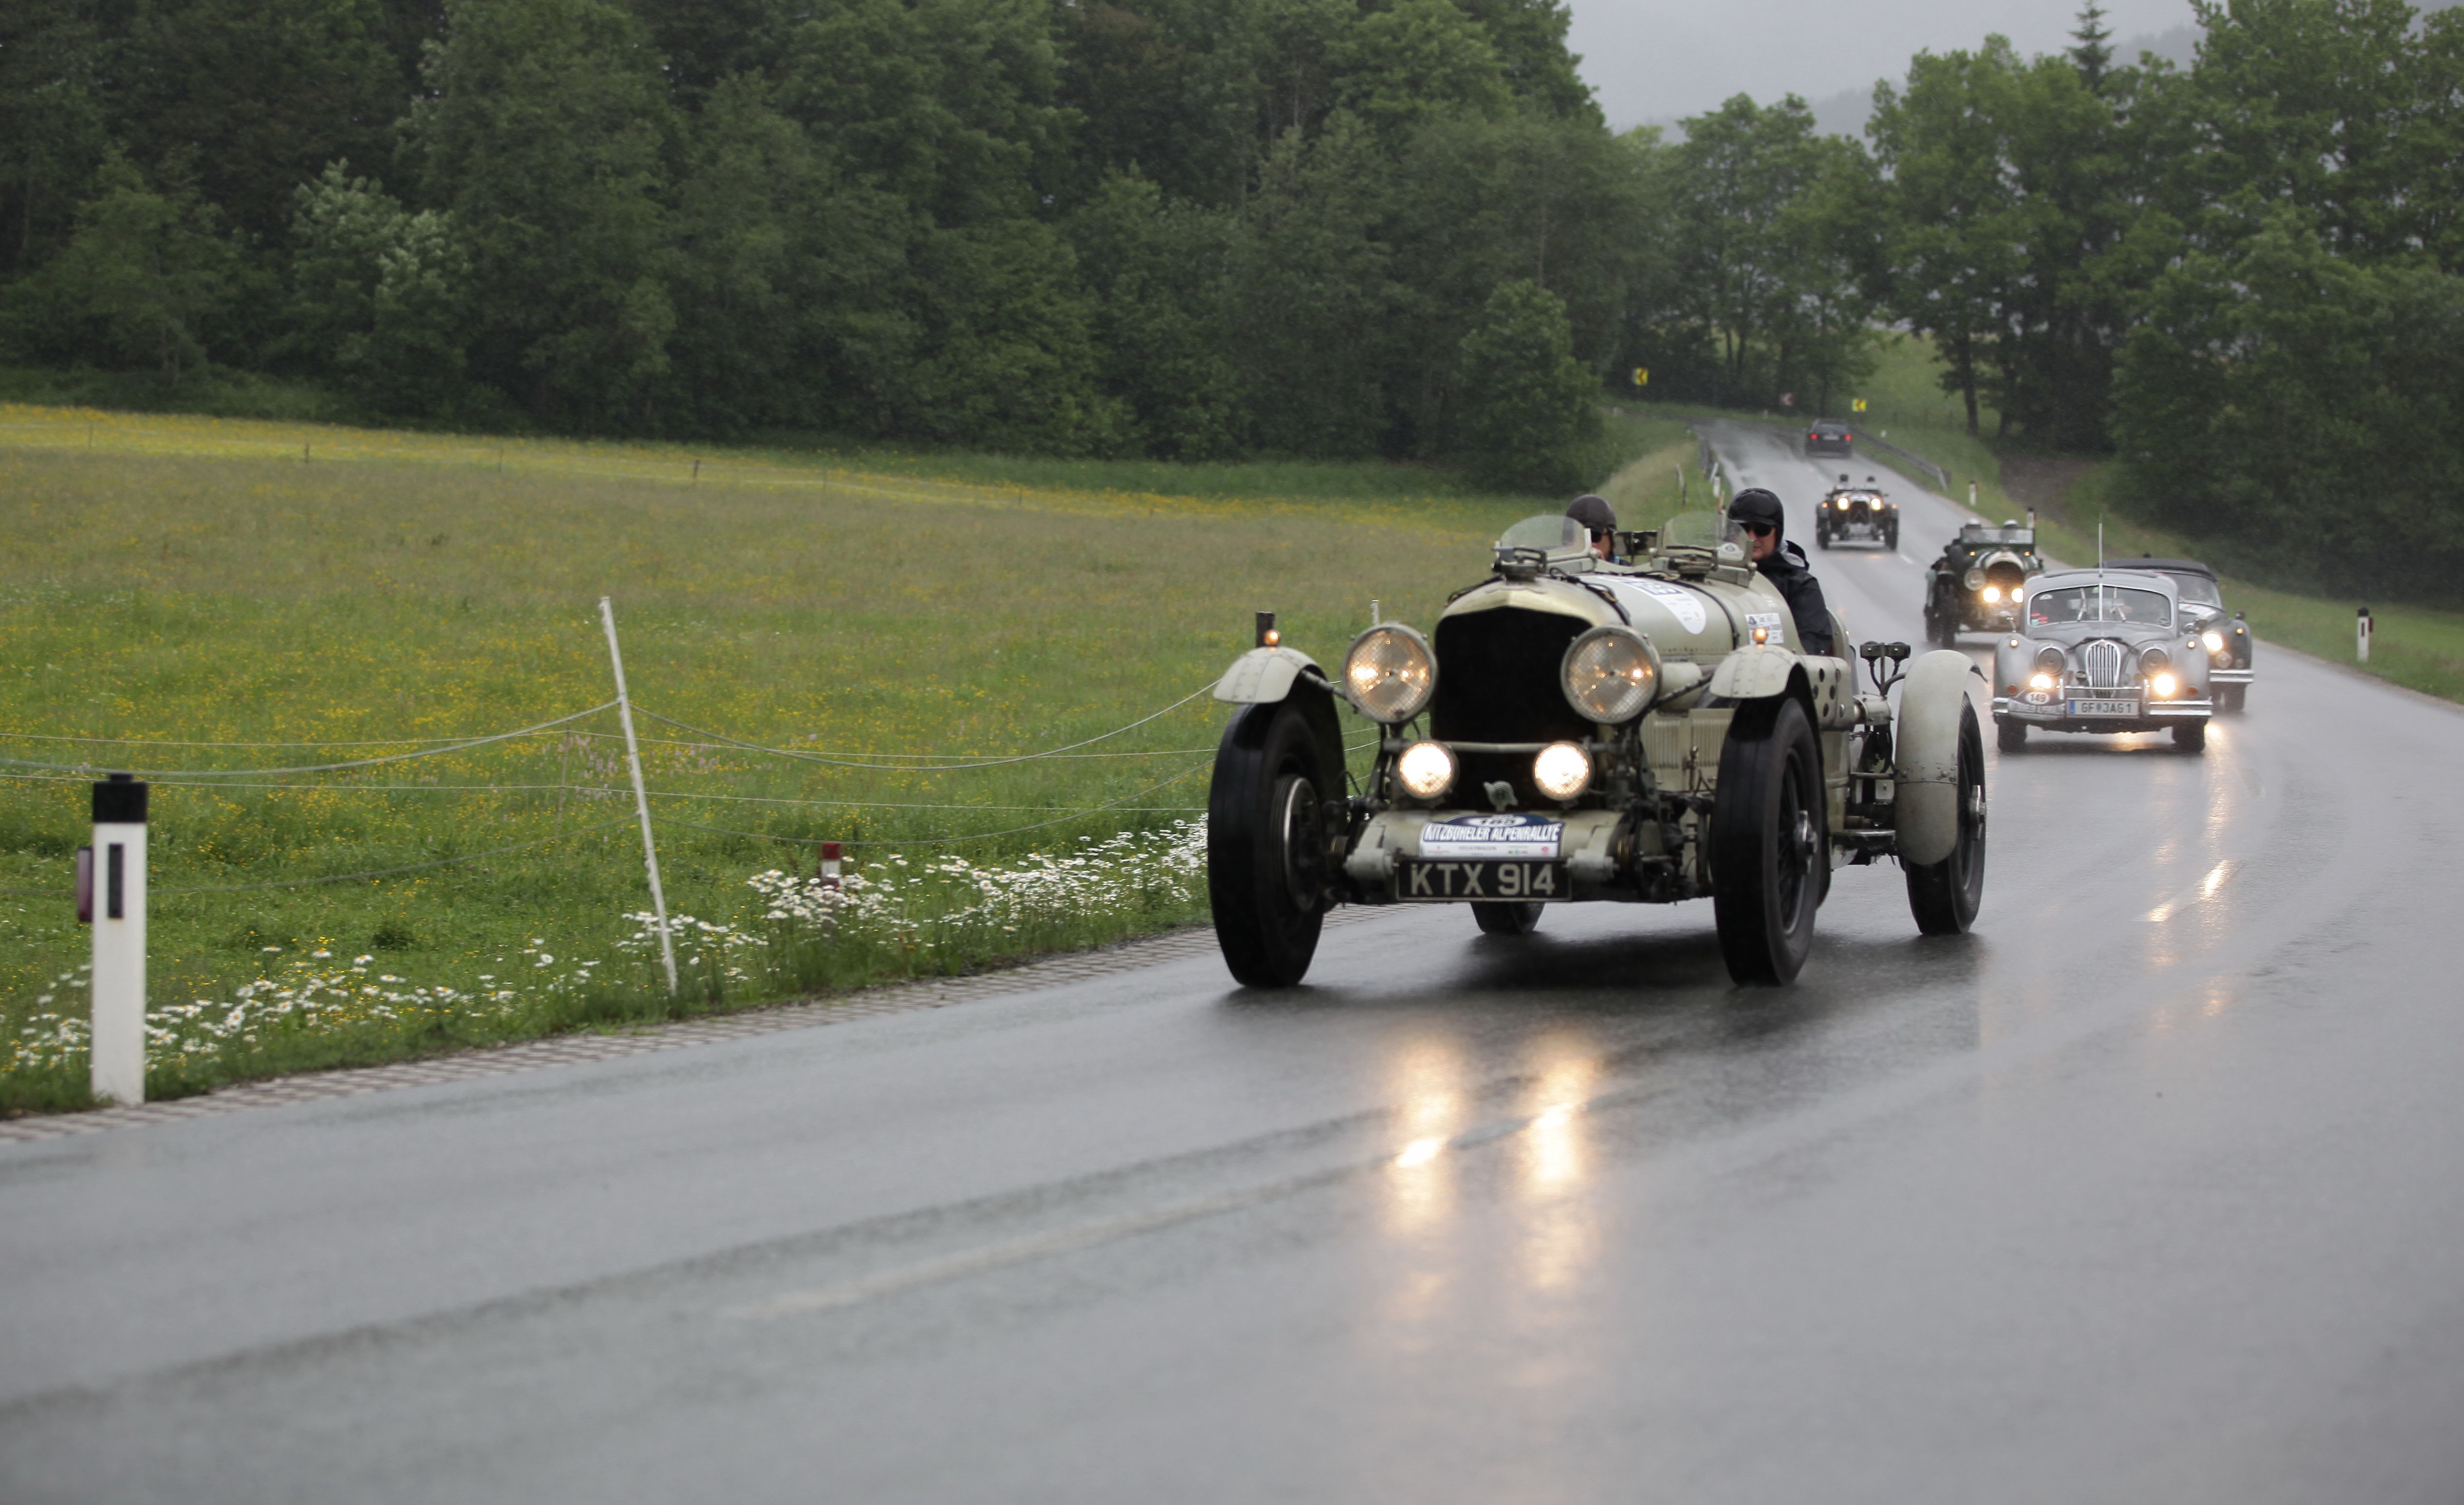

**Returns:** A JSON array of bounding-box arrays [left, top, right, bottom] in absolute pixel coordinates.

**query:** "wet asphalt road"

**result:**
[[5, 426, 2464, 1504]]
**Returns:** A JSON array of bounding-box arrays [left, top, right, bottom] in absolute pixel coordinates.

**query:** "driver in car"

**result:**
[[1567, 493, 1617, 559], [1729, 488, 1835, 655]]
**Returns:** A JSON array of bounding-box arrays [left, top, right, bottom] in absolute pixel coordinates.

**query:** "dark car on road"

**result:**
[[1814, 474, 1898, 551], [1805, 419, 1854, 457], [2123, 557, 2254, 712], [1924, 520, 2047, 645]]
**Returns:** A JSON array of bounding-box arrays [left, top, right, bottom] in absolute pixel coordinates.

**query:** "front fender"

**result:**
[[1708, 642, 1799, 700], [1895, 650, 1984, 866], [1214, 646, 1328, 705]]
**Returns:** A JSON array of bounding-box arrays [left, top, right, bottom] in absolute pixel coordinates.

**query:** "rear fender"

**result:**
[[1895, 650, 1984, 866]]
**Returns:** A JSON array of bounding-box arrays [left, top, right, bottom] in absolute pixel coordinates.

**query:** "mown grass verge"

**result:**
[[1, 404, 1663, 1114]]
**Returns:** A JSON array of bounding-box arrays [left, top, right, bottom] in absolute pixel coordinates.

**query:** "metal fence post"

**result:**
[[89, 774, 148, 1105]]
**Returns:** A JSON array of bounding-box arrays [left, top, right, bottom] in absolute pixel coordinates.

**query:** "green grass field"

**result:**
[[1, 404, 1675, 1113]]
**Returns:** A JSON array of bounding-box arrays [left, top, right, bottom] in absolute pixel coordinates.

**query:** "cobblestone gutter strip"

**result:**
[[0, 908, 1404, 1147]]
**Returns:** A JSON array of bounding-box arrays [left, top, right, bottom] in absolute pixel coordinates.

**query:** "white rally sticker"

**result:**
[[1745, 611, 1785, 634], [1419, 813, 1564, 858], [1604, 577, 1709, 634]]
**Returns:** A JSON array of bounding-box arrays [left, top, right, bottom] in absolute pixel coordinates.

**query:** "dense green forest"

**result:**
[[3, 0, 2460, 594]]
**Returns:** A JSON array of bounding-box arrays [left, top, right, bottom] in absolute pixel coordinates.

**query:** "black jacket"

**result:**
[[1758, 542, 1835, 655]]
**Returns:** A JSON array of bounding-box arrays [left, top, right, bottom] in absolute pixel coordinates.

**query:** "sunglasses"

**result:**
[[1739, 520, 1777, 537]]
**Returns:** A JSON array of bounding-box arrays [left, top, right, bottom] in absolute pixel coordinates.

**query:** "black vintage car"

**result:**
[[1804, 419, 1854, 457], [1813, 474, 1898, 551], [1923, 520, 2047, 645], [2125, 557, 2254, 712]]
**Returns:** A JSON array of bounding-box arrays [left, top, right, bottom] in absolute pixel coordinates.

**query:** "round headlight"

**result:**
[[1964, 567, 1986, 589], [2034, 646, 2065, 672], [2027, 670, 2055, 691], [2201, 630, 2225, 654], [1342, 624, 1435, 724], [1560, 625, 1661, 725], [1532, 742, 1592, 801], [2151, 670, 2180, 699], [1981, 585, 2002, 604], [2141, 647, 2171, 673], [1395, 740, 1456, 800], [2010, 588, 2023, 606]]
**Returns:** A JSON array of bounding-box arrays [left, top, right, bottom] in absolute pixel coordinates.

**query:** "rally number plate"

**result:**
[[1395, 858, 1566, 902], [2066, 698, 2137, 716]]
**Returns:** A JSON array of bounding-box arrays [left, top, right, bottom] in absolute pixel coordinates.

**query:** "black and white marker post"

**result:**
[[87, 773, 148, 1105]]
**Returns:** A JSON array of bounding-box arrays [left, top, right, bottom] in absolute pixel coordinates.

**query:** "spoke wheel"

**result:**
[[1906, 702, 1987, 935], [1207, 703, 1329, 987], [1472, 901, 1542, 937], [1712, 697, 1824, 984]]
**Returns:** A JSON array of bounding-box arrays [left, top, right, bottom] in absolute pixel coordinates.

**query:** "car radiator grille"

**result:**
[[2083, 639, 2126, 688], [1431, 607, 1590, 808]]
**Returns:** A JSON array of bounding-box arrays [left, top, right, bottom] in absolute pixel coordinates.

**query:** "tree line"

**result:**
[[2, 0, 2458, 593]]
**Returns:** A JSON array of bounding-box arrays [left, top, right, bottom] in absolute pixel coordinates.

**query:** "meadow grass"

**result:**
[[1, 404, 1650, 1112]]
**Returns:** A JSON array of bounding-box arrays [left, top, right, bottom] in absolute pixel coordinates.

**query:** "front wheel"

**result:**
[[2173, 719, 2208, 754], [1884, 521, 1900, 551], [1996, 717, 2026, 754], [1815, 524, 1831, 550], [2218, 684, 2245, 714], [1906, 702, 1986, 935], [1472, 901, 1541, 937], [1207, 702, 1329, 986], [1712, 697, 1824, 984]]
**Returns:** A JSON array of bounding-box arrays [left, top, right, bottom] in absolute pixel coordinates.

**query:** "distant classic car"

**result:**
[[1206, 508, 1989, 990], [1924, 520, 2047, 645], [1813, 474, 1899, 551], [1991, 568, 2215, 753], [1804, 419, 1854, 457], [2122, 557, 2253, 712]]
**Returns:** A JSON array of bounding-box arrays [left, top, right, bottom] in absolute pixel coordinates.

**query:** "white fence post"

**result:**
[[600, 598, 678, 995], [2357, 607, 2372, 663], [88, 774, 148, 1105]]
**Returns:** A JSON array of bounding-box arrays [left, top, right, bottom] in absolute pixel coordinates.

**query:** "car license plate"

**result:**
[[2067, 698, 2136, 716], [1395, 858, 1566, 901]]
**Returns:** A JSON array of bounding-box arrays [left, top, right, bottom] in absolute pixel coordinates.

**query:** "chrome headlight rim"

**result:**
[[1964, 566, 1986, 590], [1559, 624, 1662, 725], [1341, 623, 1437, 725], [1394, 740, 1457, 802], [1532, 741, 1593, 802], [2140, 646, 2172, 674]]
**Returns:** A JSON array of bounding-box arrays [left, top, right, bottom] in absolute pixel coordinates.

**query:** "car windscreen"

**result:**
[[1960, 524, 2034, 545], [2028, 584, 2173, 628], [2159, 572, 2222, 606], [1498, 513, 1590, 560]]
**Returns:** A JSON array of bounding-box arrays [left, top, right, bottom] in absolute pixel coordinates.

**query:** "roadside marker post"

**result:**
[[599, 598, 679, 995], [2358, 607, 2373, 663], [87, 774, 148, 1105]]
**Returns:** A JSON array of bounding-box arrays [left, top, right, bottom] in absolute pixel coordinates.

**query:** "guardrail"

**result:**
[[1853, 430, 1950, 494]]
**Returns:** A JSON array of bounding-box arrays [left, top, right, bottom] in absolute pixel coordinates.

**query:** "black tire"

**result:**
[[1815, 524, 1831, 550], [1207, 702, 1329, 987], [2173, 719, 2207, 753], [1906, 701, 1986, 935], [1472, 901, 1542, 936], [1712, 697, 1824, 984], [1885, 521, 1900, 551], [1996, 717, 2025, 754], [2219, 684, 2245, 714]]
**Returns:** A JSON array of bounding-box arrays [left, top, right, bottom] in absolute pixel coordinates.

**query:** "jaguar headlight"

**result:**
[[1395, 740, 1456, 800], [2141, 646, 2171, 674], [1532, 742, 1592, 801], [2150, 670, 2180, 699], [1342, 624, 1435, 724], [2034, 646, 2066, 674], [2028, 670, 2056, 692], [1560, 625, 1661, 725], [2201, 630, 2225, 655]]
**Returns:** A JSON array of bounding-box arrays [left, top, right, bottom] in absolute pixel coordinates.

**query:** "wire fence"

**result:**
[[0, 679, 1286, 902]]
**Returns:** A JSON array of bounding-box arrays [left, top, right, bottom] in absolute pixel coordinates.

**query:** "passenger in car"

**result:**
[[1729, 487, 1835, 655], [1566, 493, 1617, 559]]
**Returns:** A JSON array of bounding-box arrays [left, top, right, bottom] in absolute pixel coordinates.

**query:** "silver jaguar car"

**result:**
[[1990, 568, 2215, 754]]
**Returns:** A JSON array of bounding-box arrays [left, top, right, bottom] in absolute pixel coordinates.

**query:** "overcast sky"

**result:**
[[1563, 0, 2204, 130]]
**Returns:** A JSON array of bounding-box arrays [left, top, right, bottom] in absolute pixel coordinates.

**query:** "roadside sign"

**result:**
[[1779, 392, 1795, 409], [1851, 397, 1868, 412], [1632, 367, 1648, 387]]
